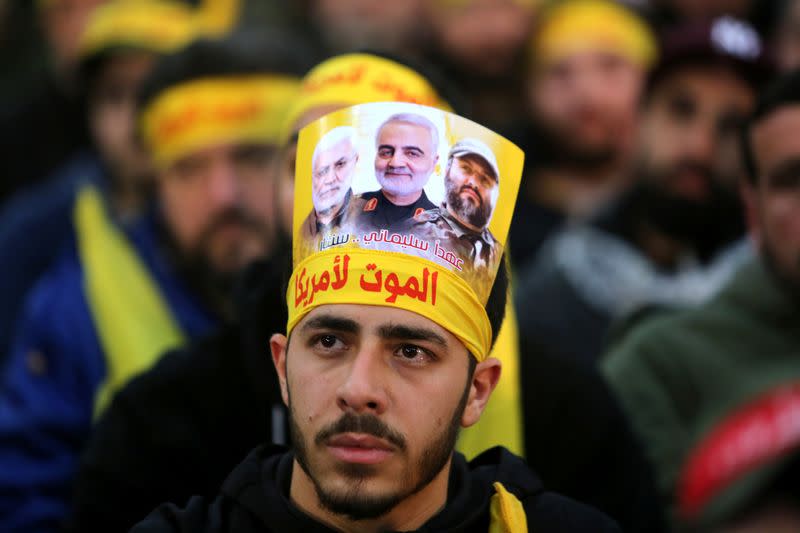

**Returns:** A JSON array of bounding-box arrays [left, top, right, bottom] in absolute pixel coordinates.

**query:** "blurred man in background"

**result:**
[[0, 33, 309, 531], [515, 16, 768, 365], [508, 0, 657, 268], [604, 68, 800, 531], [0, 0, 105, 202], [426, 0, 536, 128]]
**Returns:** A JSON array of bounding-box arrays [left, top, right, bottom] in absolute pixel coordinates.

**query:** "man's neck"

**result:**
[[289, 459, 451, 533], [381, 189, 423, 206]]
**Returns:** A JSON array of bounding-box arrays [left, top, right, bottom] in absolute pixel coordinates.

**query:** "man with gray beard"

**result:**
[[352, 113, 438, 232]]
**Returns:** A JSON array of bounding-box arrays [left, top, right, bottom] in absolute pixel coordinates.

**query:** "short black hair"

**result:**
[[741, 68, 800, 184], [138, 28, 319, 113]]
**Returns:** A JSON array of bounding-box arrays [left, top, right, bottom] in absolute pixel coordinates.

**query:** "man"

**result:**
[[0, 34, 309, 531], [0, 0, 196, 363], [74, 52, 662, 533], [508, 0, 656, 268], [301, 126, 359, 246], [406, 138, 501, 300], [132, 99, 619, 533], [352, 113, 438, 232], [70, 51, 455, 533], [514, 16, 767, 366], [603, 69, 800, 530]]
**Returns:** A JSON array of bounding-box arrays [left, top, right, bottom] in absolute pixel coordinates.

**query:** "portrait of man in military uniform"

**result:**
[[352, 112, 439, 232], [406, 138, 502, 298], [300, 126, 360, 249]]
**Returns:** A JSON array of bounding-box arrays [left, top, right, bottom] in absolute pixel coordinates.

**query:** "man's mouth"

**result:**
[[319, 186, 340, 198], [384, 170, 412, 179], [460, 187, 481, 204], [326, 433, 395, 464]]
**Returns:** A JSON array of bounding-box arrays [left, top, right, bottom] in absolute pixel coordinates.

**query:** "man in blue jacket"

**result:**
[[0, 33, 312, 531]]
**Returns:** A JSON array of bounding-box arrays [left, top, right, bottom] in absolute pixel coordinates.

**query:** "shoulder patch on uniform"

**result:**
[[414, 207, 426, 219], [363, 198, 378, 212]]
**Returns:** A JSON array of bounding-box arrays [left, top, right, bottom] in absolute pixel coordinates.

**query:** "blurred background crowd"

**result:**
[[1, 0, 800, 531]]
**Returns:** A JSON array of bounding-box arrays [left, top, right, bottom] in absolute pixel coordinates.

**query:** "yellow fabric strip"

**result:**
[[141, 75, 300, 168], [490, 482, 529, 533], [456, 297, 524, 458], [78, 0, 197, 59], [532, 0, 656, 69], [195, 0, 242, 36], [74, 185, 185, 418], [287, 248, 493, 361], [281, 53, 452, 141]]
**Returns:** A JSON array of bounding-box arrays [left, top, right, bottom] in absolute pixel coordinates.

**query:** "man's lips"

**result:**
[[460, 187, 481, 204], [384, 170, 412, 179], [326, 433, 395, 465]]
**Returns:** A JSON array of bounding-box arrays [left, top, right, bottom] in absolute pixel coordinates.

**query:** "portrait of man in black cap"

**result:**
[[406, 137, 502, 289]]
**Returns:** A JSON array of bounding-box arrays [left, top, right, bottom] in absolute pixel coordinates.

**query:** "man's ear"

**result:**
[[461, 357, 502, 428], [270, 333, 289, 406], [739, 180, 762, 247]]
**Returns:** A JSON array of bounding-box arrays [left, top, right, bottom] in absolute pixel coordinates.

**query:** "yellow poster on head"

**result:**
[[288, 102, 523, 362]]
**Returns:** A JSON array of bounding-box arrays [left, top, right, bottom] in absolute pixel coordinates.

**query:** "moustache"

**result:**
[[667, 160, 715, 184], [198, 208, 265, 241], [315, 413, 406, 451], [459, 185, 482, 206]]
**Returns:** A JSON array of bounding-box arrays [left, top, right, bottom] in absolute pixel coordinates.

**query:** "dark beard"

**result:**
[[630, 177, 745, 262], [289, 373, 471, 521], [160, 207, 269, 319], [529, 118, 619, 173], [447, 185, 491, 229]]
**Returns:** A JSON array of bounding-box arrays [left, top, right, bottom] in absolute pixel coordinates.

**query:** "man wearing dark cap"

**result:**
[[407, 138, 501, 283], [514, 16, 770, 366], [604, 67, 800, 530]]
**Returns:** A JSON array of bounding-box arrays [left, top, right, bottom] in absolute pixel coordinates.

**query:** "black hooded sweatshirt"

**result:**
[[130, 445, 620, 532]]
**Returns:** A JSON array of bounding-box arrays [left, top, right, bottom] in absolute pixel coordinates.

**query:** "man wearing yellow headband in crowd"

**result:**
[[508, 0, 656, 268], [73, 49, 664, 532], [0, 31, 312, 531], [131, 97, 620, 533]]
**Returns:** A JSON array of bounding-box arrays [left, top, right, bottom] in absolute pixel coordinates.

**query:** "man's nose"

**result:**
[[336, 346, 389, 415], [388, 152, 407, 169], [207, 160, 241, 208], [682, 120, 716, 163]]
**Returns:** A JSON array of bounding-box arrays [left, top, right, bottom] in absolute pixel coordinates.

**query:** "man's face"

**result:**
[[747, 105, 800, 291], [528, 50, 645, 167], [158, 142, 277, 275], [633, 65, 755, 245], [445, 154, 498, 230], [636, 65, 755, 201], [272, 305, 477, 522], [375, 121, 438, 200], [312, 139, 357, 216], [89, 51, 155, 187]]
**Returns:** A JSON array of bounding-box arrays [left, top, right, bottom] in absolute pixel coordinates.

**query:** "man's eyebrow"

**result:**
[[301, 315, 360, 334], [377, 324, 447, 347]]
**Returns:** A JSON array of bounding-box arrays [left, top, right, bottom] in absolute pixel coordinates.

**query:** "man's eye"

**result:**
[[310, 334, 346, 353], [396, 345, 431, 362], [319, 335, 339, 348]]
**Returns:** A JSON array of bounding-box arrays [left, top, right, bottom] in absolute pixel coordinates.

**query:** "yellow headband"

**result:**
[[78, 0, 197, 60], [281, 54, 452, 141], [289, 250, 492, 359], [531, 0, 656, 69], [141, 75, 301, 169]]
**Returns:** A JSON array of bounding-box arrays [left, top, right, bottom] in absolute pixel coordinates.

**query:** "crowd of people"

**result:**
[[1, 0, 799, 531]]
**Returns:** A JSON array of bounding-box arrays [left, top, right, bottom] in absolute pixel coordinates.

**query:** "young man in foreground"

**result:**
[[132, 101, 619, 532]]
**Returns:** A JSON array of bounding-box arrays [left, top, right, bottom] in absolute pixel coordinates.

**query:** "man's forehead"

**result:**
[[379, 121, 433, 142], [649, 64, 753, 105]]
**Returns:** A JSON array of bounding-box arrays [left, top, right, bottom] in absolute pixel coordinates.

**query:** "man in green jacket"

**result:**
[[604, 69, 800, 530]]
